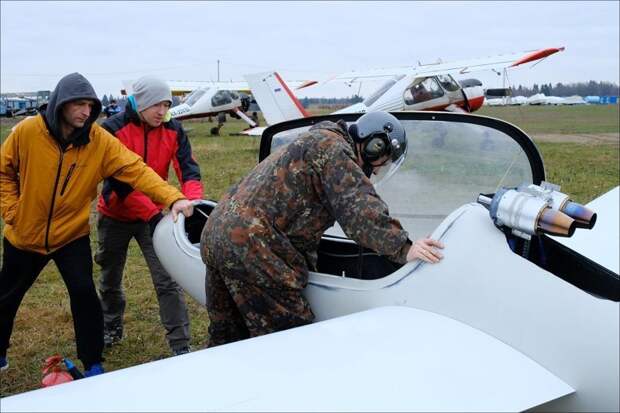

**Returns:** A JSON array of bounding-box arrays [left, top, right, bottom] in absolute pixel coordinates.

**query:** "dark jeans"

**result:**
[[0, 236, 103, 369], [95, 214, 190, 351]]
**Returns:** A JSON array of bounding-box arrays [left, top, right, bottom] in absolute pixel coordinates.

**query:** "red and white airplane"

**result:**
[[241, 46, 565, 135]]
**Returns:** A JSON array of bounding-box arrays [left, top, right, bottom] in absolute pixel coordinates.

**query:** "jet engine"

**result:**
[[477, 181, 596, 239]]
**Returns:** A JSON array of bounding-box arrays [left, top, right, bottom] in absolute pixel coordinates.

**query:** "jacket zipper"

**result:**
[[45, 146, 65, 252], [60, 162, 76, 196], [143, 126, 148, 164]]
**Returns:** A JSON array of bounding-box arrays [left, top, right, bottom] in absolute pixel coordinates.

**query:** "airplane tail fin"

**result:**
[[244, 71, 310, 126]]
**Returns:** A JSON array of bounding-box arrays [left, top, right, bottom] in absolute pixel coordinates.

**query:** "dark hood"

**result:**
[[43, 72, 102, 147]]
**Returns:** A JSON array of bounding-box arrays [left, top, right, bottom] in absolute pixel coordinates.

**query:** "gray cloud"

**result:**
[[1, 1, 618, 97]]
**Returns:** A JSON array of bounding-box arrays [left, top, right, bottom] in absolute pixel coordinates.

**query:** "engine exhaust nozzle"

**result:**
[[560, 201, 597, 229], [537, 208, 576, 237]]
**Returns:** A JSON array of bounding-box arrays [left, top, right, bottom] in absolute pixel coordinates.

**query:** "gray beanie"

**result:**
[[132, 76, 172, 112]]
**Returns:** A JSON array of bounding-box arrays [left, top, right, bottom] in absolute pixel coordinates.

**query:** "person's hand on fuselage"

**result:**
[[406, 238, 444, 263], [171, 199, 194, 221]]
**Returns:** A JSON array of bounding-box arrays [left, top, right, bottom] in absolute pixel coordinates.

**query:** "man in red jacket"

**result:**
[[95, 76, 203, 355]]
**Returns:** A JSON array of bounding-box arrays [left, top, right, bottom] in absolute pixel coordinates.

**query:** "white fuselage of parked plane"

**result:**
[[168, 87, 243, 120], [331, 74, 485, 115]]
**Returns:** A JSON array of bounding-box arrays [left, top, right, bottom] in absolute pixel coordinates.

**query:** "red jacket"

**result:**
[[96, 103, 203, 222]]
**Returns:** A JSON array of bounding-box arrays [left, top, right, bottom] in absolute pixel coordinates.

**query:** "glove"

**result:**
[[148, 212, 164, 237]]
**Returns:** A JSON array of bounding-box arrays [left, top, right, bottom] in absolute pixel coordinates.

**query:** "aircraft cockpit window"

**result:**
[[404, 77, 445, 105], [363, 75, 406, 107], [436, 75, 460, 92], [212, 90, 233, 107], [185, 89, 207, 107]]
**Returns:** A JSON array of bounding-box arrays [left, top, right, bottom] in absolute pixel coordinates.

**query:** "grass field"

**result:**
[[478, 105, 619, 134], [1, 105, 618, 396]]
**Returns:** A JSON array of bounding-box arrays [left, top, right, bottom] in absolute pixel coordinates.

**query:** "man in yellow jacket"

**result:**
[[0, 73, 195, 376]]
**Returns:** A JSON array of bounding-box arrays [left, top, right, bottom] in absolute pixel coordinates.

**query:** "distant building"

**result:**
[[1, 90, 50, 116]]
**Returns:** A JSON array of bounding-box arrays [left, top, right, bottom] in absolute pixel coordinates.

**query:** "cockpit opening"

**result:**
[[211, 90, 233, 107], [184, 203, 215, 245], [436, 74, 461, 92], [403, 77, 445, 105], [316, 236, 403, 279]]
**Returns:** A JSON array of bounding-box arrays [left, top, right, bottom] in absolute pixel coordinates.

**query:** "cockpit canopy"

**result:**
[[211, 90, 235, 107], [260, 112, 543, 238], [184, 88, 209, 107]]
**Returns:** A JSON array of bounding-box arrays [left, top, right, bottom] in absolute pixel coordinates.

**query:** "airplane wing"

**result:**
[[122, 79, 312, 97], [1, 306, 572, 412], [167, 80, 252, 95], [327, 46, 565, 83]]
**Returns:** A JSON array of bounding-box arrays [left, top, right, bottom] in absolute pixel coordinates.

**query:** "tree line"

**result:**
[[511, 81, 619, 97]]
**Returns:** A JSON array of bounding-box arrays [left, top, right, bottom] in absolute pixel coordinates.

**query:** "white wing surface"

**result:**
[[1, 306, 572, 412], [328, 47, 565, 83]]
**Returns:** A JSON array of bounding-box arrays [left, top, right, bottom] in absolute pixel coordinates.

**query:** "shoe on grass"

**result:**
[[84, 363, 105, 377], [172, 346, 191, 356]]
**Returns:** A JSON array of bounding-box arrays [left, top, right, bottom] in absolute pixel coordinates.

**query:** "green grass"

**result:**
[[477, 105, 619, 135], [1, 105, 619, 397], [538, 142, 619, 202]]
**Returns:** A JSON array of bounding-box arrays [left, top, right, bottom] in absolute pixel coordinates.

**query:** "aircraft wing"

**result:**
[[136, 79, 318, 97], [166, 79, 316, 95], [327, 46, 565, 83], [167, 80, 252, 94], [1, 306, 572, 412], [121, 80, 253, 96]]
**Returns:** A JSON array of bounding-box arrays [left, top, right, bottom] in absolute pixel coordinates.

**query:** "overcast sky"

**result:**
[[1, 1, 618, 98]]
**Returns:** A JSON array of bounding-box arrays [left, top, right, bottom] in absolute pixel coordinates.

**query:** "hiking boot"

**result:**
[[103, 324, 123, 348], [0, 356, 8, 372], [84, 363, 105, 377], [172, 346, 191, 356]]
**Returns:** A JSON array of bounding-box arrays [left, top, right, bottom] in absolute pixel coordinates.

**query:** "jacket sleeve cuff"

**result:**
[[389, 238, 412, 265]]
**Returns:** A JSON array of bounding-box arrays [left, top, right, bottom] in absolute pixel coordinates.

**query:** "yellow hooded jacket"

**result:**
[[0, 114, 185, 254]]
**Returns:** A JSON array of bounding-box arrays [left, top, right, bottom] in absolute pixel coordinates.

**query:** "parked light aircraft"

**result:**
[[3, 111, 617, 412], [240, 46, 565, 136], [162, 78, 316, 124], [121, 79, 256, 125]]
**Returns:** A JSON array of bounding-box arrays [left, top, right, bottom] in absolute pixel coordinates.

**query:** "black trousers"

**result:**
[[0, 236, 104, 368]]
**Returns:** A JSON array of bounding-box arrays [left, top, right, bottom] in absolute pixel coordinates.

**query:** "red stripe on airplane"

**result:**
[[274, 72, 310, 118], [510, 47, 565, 67], [297, 80, 318, 90]]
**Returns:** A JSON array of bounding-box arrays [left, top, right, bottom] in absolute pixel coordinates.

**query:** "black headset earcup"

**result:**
[[363, 136, 388, 161], [348, 123, 360, 142]]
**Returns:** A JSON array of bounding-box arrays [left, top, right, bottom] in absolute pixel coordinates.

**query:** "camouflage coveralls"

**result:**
[[201, 121, 411, 346]]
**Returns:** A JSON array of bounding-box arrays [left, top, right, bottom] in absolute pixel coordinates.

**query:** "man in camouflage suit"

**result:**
[[201, 112, 444, 347]]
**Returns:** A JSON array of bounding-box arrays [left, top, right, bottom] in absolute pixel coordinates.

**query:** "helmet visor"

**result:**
[[369, 149, 407, 187]]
